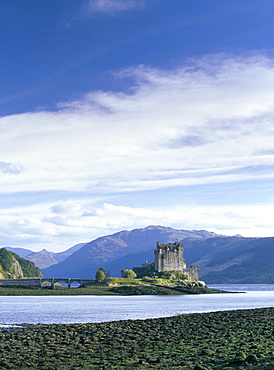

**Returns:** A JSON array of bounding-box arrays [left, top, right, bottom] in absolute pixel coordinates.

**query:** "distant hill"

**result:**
[[0, 248, 42, 279], [53, 243, 87, 263], [25, 249, 59, 269], [191, 236, 274, 283], [42, 225, 221, 278], [5, 246, 33, 258], [5, 243, 87, 270]]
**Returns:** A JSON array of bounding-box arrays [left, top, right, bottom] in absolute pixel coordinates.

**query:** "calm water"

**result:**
[[0, 284, 273, 325]]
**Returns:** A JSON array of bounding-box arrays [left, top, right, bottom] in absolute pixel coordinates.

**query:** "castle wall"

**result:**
[[183, 265, 200, 280], [132, 263, 155, 277]]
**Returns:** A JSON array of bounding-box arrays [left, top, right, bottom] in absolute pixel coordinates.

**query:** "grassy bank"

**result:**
[[0, 307, 274, 369], [0, 284, 224, 296]]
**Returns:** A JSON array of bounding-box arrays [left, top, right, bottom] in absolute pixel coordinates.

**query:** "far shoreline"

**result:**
[[0, 284, 229, 296]]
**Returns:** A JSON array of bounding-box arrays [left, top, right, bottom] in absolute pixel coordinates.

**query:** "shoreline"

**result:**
[[0, 284, 227, 296], [0, 307, 274, 369]]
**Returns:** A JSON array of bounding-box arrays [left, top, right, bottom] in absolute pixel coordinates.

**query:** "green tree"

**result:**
[[95, 268, 106, 282], [0, 248, 13, 272], [122, 269, 137, 279], [18, 257, 41, 277]]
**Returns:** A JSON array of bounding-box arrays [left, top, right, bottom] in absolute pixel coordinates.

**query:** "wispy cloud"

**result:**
[[83, 0, 145, 14], [1, 53, 274, 249], [0, 162, 22, 175], [7, 53, 273, 193]]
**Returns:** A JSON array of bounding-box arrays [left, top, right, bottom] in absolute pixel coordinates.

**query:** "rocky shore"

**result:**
[[0, 307, 274, 369]]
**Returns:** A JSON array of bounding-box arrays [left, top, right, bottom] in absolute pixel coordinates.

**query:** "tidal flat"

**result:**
[[0, 307, 274, 369]]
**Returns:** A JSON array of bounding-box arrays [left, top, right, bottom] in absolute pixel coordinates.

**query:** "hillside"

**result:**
[[5, 246, 33, 258], [53, 243, 87, 263], [42, 225, 221, 278], [0, 248, 42, 279], [193, 236, 274, 283]]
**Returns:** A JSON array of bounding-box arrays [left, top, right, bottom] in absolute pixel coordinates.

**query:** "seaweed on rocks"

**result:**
[[0, 307, 274, 369]]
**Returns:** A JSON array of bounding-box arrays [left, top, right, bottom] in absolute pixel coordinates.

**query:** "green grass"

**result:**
[[106, 277, 144, 285], [106, 276, 195, 286]]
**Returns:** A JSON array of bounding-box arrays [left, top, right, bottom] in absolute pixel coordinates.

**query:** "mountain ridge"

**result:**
[[6, 243, 87, 269], [6, 226, 273, 283], [42, 225, 223, 278]]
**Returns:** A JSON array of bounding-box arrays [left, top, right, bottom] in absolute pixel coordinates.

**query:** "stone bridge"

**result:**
[[0, 278, 94, 289]]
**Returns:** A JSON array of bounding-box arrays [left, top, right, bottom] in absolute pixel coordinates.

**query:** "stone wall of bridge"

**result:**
[[0, 278, 94, 289]]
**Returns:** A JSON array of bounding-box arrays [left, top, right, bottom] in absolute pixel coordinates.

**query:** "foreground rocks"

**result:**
[[0, 307, 274, 369]]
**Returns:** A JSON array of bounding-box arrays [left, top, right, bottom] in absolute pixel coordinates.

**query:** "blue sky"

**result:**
[[1, 0, 274, 251]]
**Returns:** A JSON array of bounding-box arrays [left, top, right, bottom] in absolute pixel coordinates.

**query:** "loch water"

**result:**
[[0, 284, 274, 325]]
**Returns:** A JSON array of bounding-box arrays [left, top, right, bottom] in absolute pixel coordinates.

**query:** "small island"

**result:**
[[102, 241, 224, 295]]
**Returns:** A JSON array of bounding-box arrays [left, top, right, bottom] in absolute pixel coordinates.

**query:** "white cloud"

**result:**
[[1, 53, 274, 249], [2, 54, 274, 194], [1, 200, 273, 252], [84, 0, 144, 13], [87, 203, 274, 239], [0, 161, 22, 175]]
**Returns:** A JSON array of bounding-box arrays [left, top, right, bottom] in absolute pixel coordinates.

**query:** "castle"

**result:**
[[131, 241, 199, 280]]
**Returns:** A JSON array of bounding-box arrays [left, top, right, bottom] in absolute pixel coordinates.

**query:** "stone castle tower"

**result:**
[[154, 241, 186, 272], [131, 241, 200, 280], [154, 241, 199, 280]]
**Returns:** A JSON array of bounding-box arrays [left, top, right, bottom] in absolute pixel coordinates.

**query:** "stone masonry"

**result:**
[[154, 241, 186, 272]]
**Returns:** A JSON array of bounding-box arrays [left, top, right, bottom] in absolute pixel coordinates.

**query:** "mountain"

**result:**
[[24, 243, 87, 269], [25, 249, 59, 269], [5, 246, 33, 258], [0, 248, 42, 279], [42, 226, 274, 283], [42, 225, 221, 278], [190, 236, 274, 283], [53, 243, 87, 263]]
